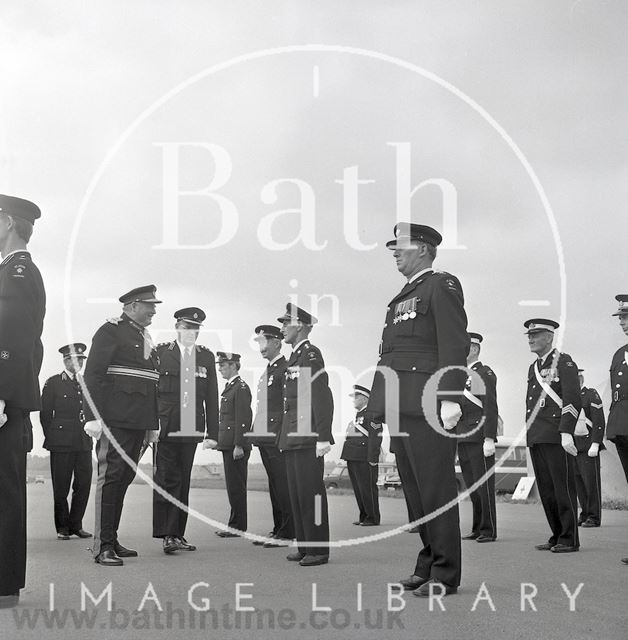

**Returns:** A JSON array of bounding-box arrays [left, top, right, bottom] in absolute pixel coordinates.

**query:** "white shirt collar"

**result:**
[[176, 341, 193, 355], [467, 359, 480, 369], [292, 339, 309, 353], [407, 267, 434, 284], [268, 353, 283, 366], [226, 374, 240, 385], [1, 249, 29, 266]]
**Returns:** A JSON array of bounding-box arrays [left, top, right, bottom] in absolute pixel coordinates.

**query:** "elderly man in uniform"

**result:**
[[573, 369, 605, 528], [250, 325, 293, 547], [277, 303, 334, 567], [215, 352, 252, 537], [457, 332, 499, 543], [0, 195, 45, 609], [367, 223, 469, 597], [41, 343, 93, 540], [341, 385, 381, 527], [153, 307, 219, 554], [606, 294, 628, 564], [83, 285, 161, 566], [524, 318, 581, 553]]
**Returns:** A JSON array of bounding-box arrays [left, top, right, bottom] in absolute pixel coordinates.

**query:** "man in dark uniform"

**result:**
[[250, 325, 293, 547], [606, 294, 628, 564], [341, 385, 381, 526], [277, 303, 334, 567], [524, 318, 581, 553], [573, 369, 605, 528], [153, 308, 219, 554], [215, 352, 252, 537], [457, 332, 499, 543], [0, 195, 45, 609], [367, 223, 468, 597], [83, 285, 161, 566], [40, 343, 93, 540]]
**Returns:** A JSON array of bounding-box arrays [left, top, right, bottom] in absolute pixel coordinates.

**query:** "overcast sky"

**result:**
[[2, 0, 627, 465]]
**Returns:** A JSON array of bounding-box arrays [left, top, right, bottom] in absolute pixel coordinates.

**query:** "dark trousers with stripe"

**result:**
[[0, 409, 28, 595], [457, 442, 497, 538], [347, 460, 380, 525], [529, 443, 579, 548], [574, 451, 602, 525], [284, 448, 329, 557], [394, 450, 421, 523], [222, 449, 249, 532], [93, 428, 145, 556], [392, 416, 461, 588], [153, 441, 197, 538], [50, 451, 93, 534], [259, 445, 294, 539], [613, 436, 628, 484]]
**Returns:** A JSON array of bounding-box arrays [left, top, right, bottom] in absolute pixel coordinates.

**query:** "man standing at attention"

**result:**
[[40, 343, 93, 540], [0, 195, 45, 609], [83, 285, 161, 566], [367, 223, 469, 597]]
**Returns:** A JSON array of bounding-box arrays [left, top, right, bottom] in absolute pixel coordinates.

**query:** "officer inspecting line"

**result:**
[[1, 194, 628, 609]]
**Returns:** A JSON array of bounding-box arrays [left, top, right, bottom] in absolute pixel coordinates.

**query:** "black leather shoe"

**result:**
[[286, 552, 305, 561], [263, 538, 290, 548], [352, 521, 362, 525], [360, 521, 380, 527], [551, 544, 579, 553], [253, 531, 273, 545], [215, 530, 240, 538], [57, 532, 70, 540], [299, 554, 329, 566], [95, 549, 123, 566], [163, 536, 181, 554], [114, 543, 138, 557], [621, 557, 628, 565], [412, 578, 457, 597], [392, 575, 429, 591], [70, 529, 92, 538], [176, 537, 196, 551], [581, 520, 599, 528], [535, 543, 554, 550], [462, 532, 479, 540], [476, 535, 496, 543], [0, 592, 19, 608]]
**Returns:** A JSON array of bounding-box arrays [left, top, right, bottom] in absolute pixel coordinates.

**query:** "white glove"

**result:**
[[440, 401, 462, 431], [233, 445, 245, 460], [146, 430, 160, 444], [0, 399, 6, 429], [316, 441, 331, 457], [483, 438, 495, 457], [587, 442, 600, 458], [84, 419, 103, 439], [560, 432, 577, 457], [202, 438, 218, 450]]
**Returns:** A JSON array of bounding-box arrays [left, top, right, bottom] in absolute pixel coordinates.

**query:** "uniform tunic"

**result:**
[[83, 313, 159, 555], [0, 250, 45, 595], [217, 376, 252, 532], [40, 371, 92, 534], [153, 342, 219, 538], [367, 268, 468, 588], [607, 345, 628, 483], [526, 348, 581, 548]]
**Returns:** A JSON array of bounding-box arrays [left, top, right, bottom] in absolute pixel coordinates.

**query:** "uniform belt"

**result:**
[[379, 345, 438, 355], [106, 366, 159, 381]]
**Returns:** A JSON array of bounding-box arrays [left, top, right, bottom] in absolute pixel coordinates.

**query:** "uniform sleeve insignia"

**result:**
[[308, 351, 318, 361], [12, 264, 26, 277], [566, 360, 574, 367], [370, 422, 383, 430], [0, 350, 10, 360]]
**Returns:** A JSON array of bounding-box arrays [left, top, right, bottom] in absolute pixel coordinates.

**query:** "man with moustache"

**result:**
[[524, 318, 581, 553], [153, 308, 219, 554], [40, 343, 93, 540], [215, 352, 252, 537], [83, 285, 161, 566], [606, 295, 628, 564], [250, 325, 293, 547], [367, 223, 469, 597], [277, 303, 334, 567], [0, 195, 45, 609]]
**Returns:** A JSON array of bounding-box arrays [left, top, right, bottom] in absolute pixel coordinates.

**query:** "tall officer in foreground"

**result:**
[[83, 285, 161, 566], [367, 223, 469, 597], [573, 369, 605, 528], [278, 303, 334, 567], [341, 385, 381, 526], [215, 352, 252, 537], [40, 343, 93, 540], [153, 308, 219, 554], [456, 332, 499, 543], [606, 294, 628, 564], [250, 325, 293, 547], [524, 318, 581, 553], [0, 196, 45, 609]]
